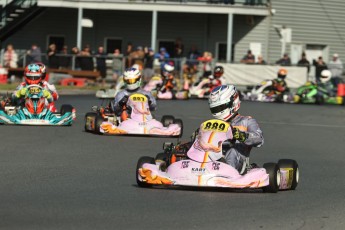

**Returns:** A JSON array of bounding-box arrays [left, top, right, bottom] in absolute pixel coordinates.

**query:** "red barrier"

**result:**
[[60, 78, 87, 87], [337, 83, 345, 96], [0, 68, 8, 84]]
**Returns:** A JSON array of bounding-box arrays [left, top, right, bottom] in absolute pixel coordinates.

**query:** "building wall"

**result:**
[[269, 0, 345, 64]]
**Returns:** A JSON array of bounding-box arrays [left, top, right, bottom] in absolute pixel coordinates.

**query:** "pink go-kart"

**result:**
[[85, 92, 182, 137], [136, 119, 299, 192]]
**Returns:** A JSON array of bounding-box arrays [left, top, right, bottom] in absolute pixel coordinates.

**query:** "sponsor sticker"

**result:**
[[130, 93, 147, 102]]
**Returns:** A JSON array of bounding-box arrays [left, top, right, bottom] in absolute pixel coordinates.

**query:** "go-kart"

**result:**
[[293, 81, 345, 105], [0, 85, 75, 126], [189, 77, 224, 99], [136, 119, 299, 192], [242, 79, 293, 103], [85, 92, 183, 137], [143, 75, 188, 100]]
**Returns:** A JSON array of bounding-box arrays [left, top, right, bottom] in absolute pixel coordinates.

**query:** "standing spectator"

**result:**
[[96, 46, 107, 87], [79, 45, 94, 71], [297, 52, 310, 73], [240, 50, 255, 64], [256, 54, 267, 65], [143, 47, 155, 83], [130, 46, 145, 70], [312, 56, 327, 82], [276, 53, 291, 66], [197, 51, 213, 77], [125, 42, 134, 68], [174, 38, 184, 75], [328, 53, 343, 79], [71, 46, 81, 70], [27, 44, 42, 63], [47, 43, 59, 69], [59, 45, 71, 69], [185, 45, 201, 71], [112, 49, 123, 84], [3, 44, 18, 68], [154, 47, 170, 70]]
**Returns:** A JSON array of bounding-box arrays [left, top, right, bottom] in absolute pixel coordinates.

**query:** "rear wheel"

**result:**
[[278, 159, 299, 190], [136, 156, 155, 188], [263, 163, 280, 193], [161, 115, 175, 127], [174, 118, 183, 138], [315, 95, 324, 105], [60, 104, 73, 115]]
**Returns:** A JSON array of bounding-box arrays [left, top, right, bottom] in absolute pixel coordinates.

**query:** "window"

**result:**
[[47, 35, 65, 52], [105, 38, 122, 54]]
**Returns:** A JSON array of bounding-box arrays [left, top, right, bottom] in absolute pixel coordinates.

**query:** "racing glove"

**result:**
[[232, 127, 248, 143], [19, 88, 28, 97], [119, 95, 129, 107]]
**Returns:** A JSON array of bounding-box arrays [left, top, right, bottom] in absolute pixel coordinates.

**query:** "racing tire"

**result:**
[[263, 163, 280, 193], [315, 95, 324, 105], [136, 156, 155, 188], [84, 112, 103, 134], [60, 104, 74, 115], [174, 118, 184, 138], [161, 115, 175, 127], [278, 159, 299, 190]]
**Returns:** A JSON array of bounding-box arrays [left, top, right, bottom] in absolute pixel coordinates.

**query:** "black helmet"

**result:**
[[213, 66, 224, 78]]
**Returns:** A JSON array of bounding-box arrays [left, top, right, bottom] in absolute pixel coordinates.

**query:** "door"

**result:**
[[105, 38, 122, 54], [48, 36, 65, 52], [157, 40, 175, 57]]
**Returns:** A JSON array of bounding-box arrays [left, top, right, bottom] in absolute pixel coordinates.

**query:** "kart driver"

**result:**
[[13, 63, 59, 111], [113, 67, 157, 117], [317, 69, 336, 97], [202, 84, 264, 173], [267, 68, 289, 96], [208, 65, 226, 92], [159, 62, 175, 94], [12, 63, 54, 108]]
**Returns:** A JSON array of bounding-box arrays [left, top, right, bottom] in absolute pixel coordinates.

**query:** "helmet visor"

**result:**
[[210, 102, 232, 114], [27, 75, 41, 80], [125, 76, 140, 84]]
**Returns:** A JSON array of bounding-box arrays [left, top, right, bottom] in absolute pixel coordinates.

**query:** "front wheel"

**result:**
[[60, 104, 73, 115], [161, 115, 175, 127], [263, 163, 280, 193], [278, 159, 299, 190], [136, 156, 155, 188]]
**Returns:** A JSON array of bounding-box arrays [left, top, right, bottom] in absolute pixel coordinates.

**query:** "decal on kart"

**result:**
[[130, 94, 147, 102], [201, 119, 229, 132]]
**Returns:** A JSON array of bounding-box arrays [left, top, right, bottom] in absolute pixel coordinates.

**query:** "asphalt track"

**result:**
[[1, 95, 345, 230]]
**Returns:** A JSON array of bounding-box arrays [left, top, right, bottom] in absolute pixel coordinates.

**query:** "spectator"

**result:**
[[143, 47, 155, 83], [328, 53, 343, 78], [27, 44, 42, 63], [185, 45, 201, 71], [197, 51, 213, 77], [240, 50, 255, 64], [125, 42, 134, 68], [112, 49, 123, 84], [312, 56, 327, 82], [47, 43, 59, 69], [297, 52, 310, 73], [174, 38, 184, 75], [154, 47, 170, 70], [130, 46, 145, 70], [3, 44, 18, 68], [96, 46, 107, 87], [256, 54, 267, 65], [224, 0, 235, 4], [71, 46, 81, 70], [276, 53, 291, 66], [79, 45, 94, 71], [59, 45, 71, 69]]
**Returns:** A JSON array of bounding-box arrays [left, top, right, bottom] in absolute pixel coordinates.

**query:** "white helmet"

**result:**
[[320, 70, 331, 83], [162, 62, 175, 77], [208, 85, 240, 121], [123, 67, 142, 90]]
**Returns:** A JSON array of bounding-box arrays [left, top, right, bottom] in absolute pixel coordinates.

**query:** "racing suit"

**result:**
[[113, 88, 157, 116], [223, 114, 264, 172], [13, 81, 59, 111], [317, 81, 336, 97]]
